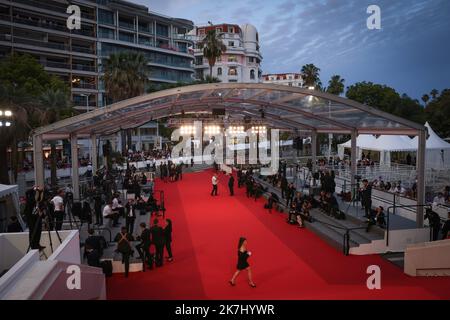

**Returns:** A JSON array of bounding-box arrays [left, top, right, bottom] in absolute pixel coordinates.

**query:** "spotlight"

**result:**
[[4, 110, 12, 117], [308, 86, 314, 90], [5, 122, 11, 127]]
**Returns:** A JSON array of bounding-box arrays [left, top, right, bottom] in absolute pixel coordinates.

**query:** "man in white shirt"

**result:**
[[211, 174, 218, 196], [102, 201, 115, 227], [50, 189, 65, 231], [433, 193, 446, 206]]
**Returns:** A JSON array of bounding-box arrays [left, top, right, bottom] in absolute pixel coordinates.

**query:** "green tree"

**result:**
[[301, 64, 321, 88], [0, 54, 72, 184], [103, 51, 148, 155], [326, 75, 345, 96], [103, 51, 148, 103], [425, 89, 450, 138], [430, 89, 439, 100], [421, 94, 430, 106], [198, 29, 227, 78], [346, 81, 425, 124]]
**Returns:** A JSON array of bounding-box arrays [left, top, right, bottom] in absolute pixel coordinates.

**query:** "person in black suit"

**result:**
[[85, 228, 107, 257], [7, 216, 23, 233], [164, 218, 173, 262], [135, 222, 152, 271], [360, 179, 372, 218], [150, 218, 164, 267], [229, 237, 256, 287], [24, 187, 46, 250], [114, 227, 134, 277], [425, 208, 441, 241], [93, 188, 103, 225], [125, 199, 137, 235], [228, 174, 235, 196], [441, 212, 450, 240]]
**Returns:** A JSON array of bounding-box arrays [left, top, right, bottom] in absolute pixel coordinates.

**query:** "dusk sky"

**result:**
[[134, 0, 450, 100]]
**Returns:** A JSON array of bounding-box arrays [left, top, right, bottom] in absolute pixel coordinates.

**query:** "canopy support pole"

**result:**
[[33, 134, 44, 188], [416, 129, 426, 228], [91, 135, 98, 172], [71, 134, 80, 201], [311, 130, 317, 174], [350, 130, 357, 190]]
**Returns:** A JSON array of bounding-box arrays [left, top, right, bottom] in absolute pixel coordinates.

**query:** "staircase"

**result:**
[[254, 175, 385, 254]]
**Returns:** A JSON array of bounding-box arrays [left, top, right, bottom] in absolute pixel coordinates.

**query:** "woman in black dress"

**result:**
[[229, 237, 256, 287]]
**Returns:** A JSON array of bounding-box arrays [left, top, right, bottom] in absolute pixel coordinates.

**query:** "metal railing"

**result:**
[[385, 204, 432, 247]]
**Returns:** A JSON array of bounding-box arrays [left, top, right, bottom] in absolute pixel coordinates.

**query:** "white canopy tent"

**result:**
[[0, 184, 23, 232], [338, 122, 450, 168]]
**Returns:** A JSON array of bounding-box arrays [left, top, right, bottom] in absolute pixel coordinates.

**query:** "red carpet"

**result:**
[[106, 170, 450, 300]]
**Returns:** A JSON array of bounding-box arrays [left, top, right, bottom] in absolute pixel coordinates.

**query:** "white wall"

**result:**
[[48, 230, 80, 265]]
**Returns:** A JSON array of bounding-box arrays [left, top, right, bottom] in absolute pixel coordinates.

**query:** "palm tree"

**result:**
[[326, 75, 345, 96], [430, 89, 439, 100], [421, 94, 430, 106], [103, 51, 148, 155], [103, 51, 148, 103], [198, 29, 227, 78], [39, 88, 71, 189], [301, 64, 321, 88]]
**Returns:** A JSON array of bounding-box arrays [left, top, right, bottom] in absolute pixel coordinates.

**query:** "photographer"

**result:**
[[24, 186, 46, 250], [360, 179, 372, 218], [50, 189, 65, 231]]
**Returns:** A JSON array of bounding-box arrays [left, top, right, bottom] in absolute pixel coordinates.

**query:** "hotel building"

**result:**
[[262, 73, 304, 87], [0, 0, 195, 111], [190, 23, 262, 83]]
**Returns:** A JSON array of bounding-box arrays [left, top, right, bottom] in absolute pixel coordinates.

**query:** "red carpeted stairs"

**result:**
[[106, 170, 450, 300]]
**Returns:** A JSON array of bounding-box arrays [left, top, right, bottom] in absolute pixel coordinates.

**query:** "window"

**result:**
[[98, 9, 114, 25], [228, 67, 237, 76], [156, 23, 169, 37], [228, 55, 237, 62], [228, 41, 234, 47], [229, 79, 237, 82], [217, 56, 222, 62], [216, 27, 222, 33], [198, 28, 205, 36], [229, 27, 234, 33], [98, 27, 115, 39], [195, 56, 203, 65], [250, 69, 255, 80], [217, 67, 222, 76], [119, 32, 134, 43], [288, 82, 292, 86]]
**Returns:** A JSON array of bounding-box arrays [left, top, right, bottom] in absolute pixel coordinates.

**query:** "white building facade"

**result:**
[[262, 73, 304, 87], [190, 23, 263, 83]]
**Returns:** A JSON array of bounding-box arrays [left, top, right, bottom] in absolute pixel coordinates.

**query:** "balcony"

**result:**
[[138, 25, 153, 34], [119, 20, 135, 31], [13, 36, 68, 51], [72, 64, 96, 72], [71, 44, 95, 54], [14, 0, 95, 20], [72, 83, 97, 90]]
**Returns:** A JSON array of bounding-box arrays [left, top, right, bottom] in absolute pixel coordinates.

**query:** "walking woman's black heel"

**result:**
[[249, 283, 256, 288]]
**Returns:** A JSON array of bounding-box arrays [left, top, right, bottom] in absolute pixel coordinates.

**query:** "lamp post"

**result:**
[[80, 93, 91, 112], [0, 109, 14, 184]]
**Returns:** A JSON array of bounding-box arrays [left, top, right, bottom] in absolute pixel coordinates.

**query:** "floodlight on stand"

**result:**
[[5, 110, 12, 117]]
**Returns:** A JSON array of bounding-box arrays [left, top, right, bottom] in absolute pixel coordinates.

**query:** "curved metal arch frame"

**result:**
[[33, 83, 425, 139]]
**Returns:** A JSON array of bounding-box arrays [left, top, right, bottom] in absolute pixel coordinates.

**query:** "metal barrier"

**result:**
[[385, 204, 432, 247]]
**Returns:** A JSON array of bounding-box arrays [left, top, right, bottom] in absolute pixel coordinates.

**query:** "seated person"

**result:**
[[318, 191, 327, 211], [325, 192, 339, 218], [102, 201, 118, 227], [265, 192, 279, 213], [287, 201, 298, 223], [84, 228, 107, 257], [7, 216, 23, 233], [297, 201, 311, 228], [375, 206, 386, 228], [85, 243, 101, 267]]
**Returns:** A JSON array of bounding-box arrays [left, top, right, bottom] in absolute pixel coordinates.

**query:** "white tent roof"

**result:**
[[340, 134, 377, 149], [339, 123, 450, 152], [0, 184, 18, 199], [411, 122, 450, 150]]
